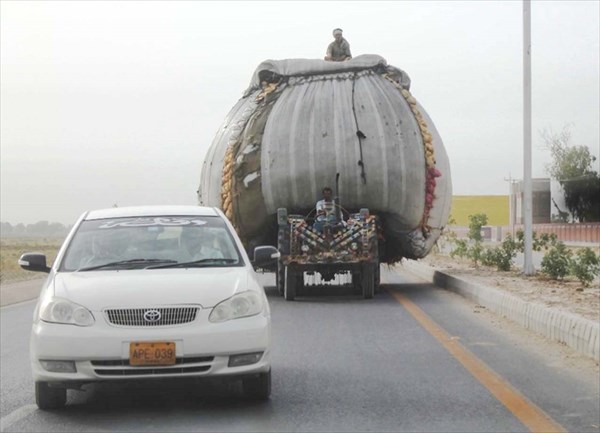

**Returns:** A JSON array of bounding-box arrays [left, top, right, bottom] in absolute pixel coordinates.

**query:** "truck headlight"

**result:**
[[40, 298, 95, 326], [209, 291, 263, 323]]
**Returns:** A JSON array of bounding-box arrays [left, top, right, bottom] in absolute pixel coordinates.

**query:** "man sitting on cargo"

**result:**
[[314, 186, 338, 233], [324, 28, 352, 62]]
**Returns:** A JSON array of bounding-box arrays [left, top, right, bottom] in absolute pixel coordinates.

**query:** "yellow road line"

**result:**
[[389, 289, 566, 433]]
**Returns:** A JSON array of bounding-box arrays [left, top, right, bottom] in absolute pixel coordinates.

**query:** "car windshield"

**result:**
[[60, 216, 243, 271]]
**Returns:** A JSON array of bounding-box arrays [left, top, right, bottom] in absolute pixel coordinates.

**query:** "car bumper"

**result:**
[[30, 309, 271, 384]]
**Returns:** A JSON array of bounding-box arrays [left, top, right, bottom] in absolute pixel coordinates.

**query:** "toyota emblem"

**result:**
[[143, 309, 161, 323]]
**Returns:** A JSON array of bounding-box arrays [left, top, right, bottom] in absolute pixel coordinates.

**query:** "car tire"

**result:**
[[35, 382, 66, 410], [361, 263, 375, 299], [242, 370, 271, 401], [284, 266, 296, 301]]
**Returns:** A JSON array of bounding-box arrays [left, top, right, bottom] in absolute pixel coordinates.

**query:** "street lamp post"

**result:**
[[523, 0, 534, 275]]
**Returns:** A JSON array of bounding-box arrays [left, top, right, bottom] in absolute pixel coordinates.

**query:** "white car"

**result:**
[[19, 206, 279, 409]]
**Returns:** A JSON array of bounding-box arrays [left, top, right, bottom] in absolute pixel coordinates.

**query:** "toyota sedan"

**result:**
[[19, 206, 279, 409]]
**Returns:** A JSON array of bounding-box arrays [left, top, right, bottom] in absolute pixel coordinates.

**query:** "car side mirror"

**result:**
[[253, 246, 280, 267], [18, 253, 51, 273]]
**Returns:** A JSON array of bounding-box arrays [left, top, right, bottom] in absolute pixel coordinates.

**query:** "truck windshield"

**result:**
[[60, 216, 243, 271]]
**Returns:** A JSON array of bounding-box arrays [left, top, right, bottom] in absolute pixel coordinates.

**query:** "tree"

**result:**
[[1, 222, 14, 236], [542, 127, 600, 222]]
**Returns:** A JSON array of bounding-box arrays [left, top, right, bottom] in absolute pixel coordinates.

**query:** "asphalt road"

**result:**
[[1, 268, 598, 432]]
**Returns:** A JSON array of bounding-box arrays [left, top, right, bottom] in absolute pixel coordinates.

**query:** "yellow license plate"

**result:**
[[129, 342, 176, 366]]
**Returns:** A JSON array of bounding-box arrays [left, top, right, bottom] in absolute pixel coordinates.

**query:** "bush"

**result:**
[[481, 235, 518, 271], [541, 242, 572, 280], [515, 229, 557, 252], [467, 241, 484, 266], [569, 248, 600, 286], [481, 247, 501, 268], [450, 238, 468, 259], [467, 214, 488, 242]]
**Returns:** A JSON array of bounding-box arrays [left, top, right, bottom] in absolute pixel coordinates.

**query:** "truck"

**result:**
[[198, 54, 452, 299], [276, 204, 381, 300]]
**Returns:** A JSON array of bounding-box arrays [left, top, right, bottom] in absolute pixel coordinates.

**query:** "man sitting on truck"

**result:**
[[314, 186, 338, 233], [324, 28, 352, 62]]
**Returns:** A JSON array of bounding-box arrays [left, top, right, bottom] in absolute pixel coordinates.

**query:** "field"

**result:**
[[450, 195, 509, 226], [0, 237, 64, 284]]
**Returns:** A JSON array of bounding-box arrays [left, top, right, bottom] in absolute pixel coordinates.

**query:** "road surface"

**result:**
[[1, 267, 598, 432]]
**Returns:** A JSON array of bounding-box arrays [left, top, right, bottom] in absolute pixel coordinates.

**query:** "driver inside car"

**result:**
[[180, 228, 225, 262]]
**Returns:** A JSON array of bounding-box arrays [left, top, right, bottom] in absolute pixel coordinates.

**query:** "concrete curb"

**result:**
[[402, 260, 600, 362]]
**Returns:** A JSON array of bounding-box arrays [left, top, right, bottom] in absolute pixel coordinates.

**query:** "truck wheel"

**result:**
[[277, 226, 290, 296], [296, 272, 304, 294], [352, 272, 361, 294], [361, 264, 375, 299], [374, 261, 382, 293], [284, 266, 296, 301], [276, 260, 285, 296], [35, 382, 66, 410], [242, 370, 271, 401]]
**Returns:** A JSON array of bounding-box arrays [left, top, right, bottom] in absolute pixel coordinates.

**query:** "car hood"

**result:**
[[51, 268, 250, 310]]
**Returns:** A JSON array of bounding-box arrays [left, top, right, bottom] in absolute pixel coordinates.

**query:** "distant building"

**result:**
[[510, 178, 551, 225]]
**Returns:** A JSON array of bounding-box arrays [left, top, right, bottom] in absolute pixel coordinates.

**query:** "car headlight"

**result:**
[[40, 298, 95, 326], [209, 291, 263, 323]]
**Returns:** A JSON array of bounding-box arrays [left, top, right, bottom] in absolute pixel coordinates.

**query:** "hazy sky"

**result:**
[[1, 1, 599, 225]]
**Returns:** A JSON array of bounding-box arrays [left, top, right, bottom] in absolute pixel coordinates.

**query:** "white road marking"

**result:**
[[0, 404, 37, 432]]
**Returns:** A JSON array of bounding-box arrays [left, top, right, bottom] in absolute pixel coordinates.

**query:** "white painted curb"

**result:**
[[402, 260, 600, 362]]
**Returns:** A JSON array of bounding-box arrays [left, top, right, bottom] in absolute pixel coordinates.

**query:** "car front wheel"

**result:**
[[242, 370, 271, 401], [35, 382, 67, 410]]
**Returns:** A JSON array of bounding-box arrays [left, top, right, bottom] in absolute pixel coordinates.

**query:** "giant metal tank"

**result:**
[[199, 54, 452, 262]]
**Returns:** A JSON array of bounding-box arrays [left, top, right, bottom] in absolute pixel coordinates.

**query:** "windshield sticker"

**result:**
[[99, 217, 208, 229]]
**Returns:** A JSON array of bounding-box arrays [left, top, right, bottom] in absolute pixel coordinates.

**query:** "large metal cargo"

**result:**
[[198, 54, 452, 262]]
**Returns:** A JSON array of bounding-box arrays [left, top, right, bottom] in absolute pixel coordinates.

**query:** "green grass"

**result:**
[[0, 237, 65, 284]]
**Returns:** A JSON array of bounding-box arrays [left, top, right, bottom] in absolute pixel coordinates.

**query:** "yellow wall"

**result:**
[[450, 195, 509, 226]]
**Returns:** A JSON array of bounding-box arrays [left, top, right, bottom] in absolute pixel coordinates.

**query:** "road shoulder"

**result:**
[[402, 260, 599, 362], [0, 278, 44, 308]]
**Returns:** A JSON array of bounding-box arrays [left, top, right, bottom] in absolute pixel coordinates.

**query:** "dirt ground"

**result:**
[[419, 253, 600, 323]]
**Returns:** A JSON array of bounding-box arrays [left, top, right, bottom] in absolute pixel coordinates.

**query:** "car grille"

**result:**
[[104, 307, 200, 326], [91, 356, 214, 377]]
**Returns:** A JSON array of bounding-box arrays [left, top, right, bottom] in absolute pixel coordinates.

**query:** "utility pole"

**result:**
[[503, 173, 518, 238], [523, 0, 535, 275]]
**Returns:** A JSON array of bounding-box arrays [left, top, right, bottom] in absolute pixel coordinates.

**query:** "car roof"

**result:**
[[84, 205, 220, 220]]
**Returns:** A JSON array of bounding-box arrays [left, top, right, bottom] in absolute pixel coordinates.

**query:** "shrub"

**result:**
[[569, 248, 600, 286], [481, 247, 500, 268], [538, 232, 558, 249], [515, 229, 557, 252], [450, 238, 469, 259], [467, 241, 484, 266], [541, 242, 572, 280], [481, 235, 518, 271], [467, 214, 488, 242]]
